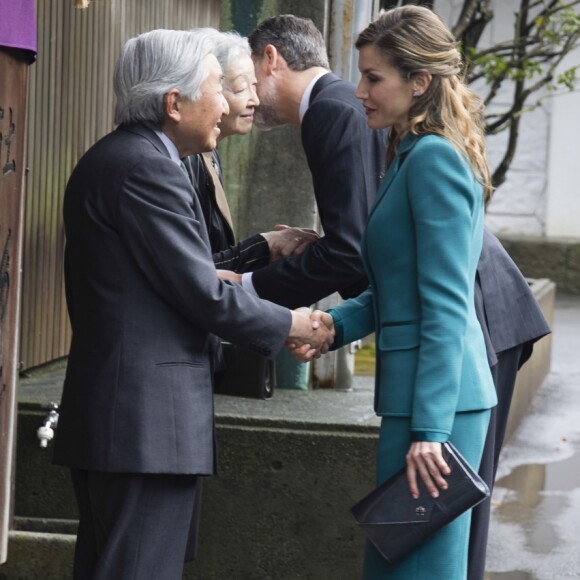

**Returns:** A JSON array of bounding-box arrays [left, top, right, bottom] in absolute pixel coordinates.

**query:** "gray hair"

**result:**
[[248, 14, 329, 71], [114, 29, 214, 126], [192, 28, 251, 84]]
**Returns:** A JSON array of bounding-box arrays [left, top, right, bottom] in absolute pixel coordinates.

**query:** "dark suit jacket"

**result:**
[[475, 228, 550, 366], [184, 152, 271, 272], [54, 124, 291, 476], [251, 73, 386, 308]]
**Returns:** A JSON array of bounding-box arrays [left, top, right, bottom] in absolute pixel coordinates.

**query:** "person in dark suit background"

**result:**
[[223, 13, 550, 579], [468, 229, 550, 580], [54, 28, 332, 580], [217, 14, 386, 309]]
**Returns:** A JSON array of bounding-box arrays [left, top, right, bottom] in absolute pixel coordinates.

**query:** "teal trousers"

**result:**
[[363, 410, 491, 580]]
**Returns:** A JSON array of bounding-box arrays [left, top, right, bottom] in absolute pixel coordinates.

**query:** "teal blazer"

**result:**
[[329, 133, 496, 441]]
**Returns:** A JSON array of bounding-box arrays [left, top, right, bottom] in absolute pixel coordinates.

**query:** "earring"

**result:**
[[413, 90, 420, 97]]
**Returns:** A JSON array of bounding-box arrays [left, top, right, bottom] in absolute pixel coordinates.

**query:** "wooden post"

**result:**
[[0, 46, 29, 564]]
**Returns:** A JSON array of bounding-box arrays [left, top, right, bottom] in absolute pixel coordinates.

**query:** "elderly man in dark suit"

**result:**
[[219, 14, 549, 580], [54, 28, 332, 580]]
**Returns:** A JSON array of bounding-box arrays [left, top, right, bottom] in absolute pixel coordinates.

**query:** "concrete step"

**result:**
[[3, 387, 380, 579]]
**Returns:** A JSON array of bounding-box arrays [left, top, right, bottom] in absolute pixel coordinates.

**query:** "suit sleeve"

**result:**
[[477, 228, 550, 355], [407, 141, 481, 438], [250, 98, 384, 308], [212, 233, 271, 273], [327, 287, 376, 348], [117, 155, 291, 358]]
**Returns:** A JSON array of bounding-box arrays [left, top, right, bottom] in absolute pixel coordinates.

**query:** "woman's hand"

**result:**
[[217, 269, 242, 284], [406, 441, 451, 499]]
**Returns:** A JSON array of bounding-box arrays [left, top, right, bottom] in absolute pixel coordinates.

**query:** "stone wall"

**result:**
[[501, 238, 580, 295]]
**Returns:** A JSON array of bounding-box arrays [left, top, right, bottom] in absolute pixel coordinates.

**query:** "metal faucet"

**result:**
[[37, 402, 59, 448]]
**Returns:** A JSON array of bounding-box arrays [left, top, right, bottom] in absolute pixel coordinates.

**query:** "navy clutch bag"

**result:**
[[350, 442, 489, 564]]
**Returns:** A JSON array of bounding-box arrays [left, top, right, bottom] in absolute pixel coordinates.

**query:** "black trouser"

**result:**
[[468, 345, 524, 580], [71, 469, 202, 580]]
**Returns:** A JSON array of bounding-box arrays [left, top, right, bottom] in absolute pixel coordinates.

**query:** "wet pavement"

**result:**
[[486, 293, 580, 579]]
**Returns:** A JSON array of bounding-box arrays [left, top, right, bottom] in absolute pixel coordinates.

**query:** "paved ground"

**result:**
[[486, 293, 580, 579]]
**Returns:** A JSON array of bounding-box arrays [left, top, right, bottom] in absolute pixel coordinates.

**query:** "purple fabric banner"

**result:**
[[0, 0, 37, 63]]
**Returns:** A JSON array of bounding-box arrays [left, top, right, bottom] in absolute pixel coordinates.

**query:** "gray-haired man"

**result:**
[[54, 28, 332, 579]]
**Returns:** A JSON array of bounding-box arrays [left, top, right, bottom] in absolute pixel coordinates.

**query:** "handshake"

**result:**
[[286, 307, 335, 362]]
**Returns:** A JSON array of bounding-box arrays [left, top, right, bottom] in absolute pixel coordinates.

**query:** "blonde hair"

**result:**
[[356, 5, 493, 201]]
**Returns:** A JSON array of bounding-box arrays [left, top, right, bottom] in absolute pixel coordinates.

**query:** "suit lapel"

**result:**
[[201, 151, 235, 232], [363, 134, 421, 267], [371, 133, 420, 208], [119, 125, 212, 248], [309, 72, 341, 104], [373, 156, 401, 206], [119, 124, 171, 158], [361, 156, 402, 271]]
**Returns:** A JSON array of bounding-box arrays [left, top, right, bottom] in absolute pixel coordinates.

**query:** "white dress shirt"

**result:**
[[154, 129, 182, 166]]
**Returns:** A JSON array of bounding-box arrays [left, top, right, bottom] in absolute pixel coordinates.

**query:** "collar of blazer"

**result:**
[[308, 72, 341, 104], [395, 131, 420, 159], [118, 123, 171, 159], [376, 132, 421, 200]]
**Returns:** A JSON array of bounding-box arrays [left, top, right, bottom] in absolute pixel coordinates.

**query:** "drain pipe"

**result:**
[[37, 402, 59, 448], [327, 0, 378, 83]]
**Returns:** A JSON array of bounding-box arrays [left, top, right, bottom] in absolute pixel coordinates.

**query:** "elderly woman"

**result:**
[[306, 6, 497, 579], [185, 29, 316, 271]]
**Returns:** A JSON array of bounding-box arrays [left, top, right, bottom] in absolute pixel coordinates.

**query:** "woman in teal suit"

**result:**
[[302, 6, 497, 579]]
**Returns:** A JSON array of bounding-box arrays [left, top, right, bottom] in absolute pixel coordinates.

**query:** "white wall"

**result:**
[[545, 45, 580, 238], [437, 0, 580, 239]]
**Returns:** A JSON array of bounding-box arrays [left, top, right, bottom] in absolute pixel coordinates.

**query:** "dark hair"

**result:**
[[248, 14, 329, 71]]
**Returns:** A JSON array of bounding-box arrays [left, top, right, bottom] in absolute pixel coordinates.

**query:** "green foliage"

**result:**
[[354, 341, 376, 376], [555, 64, 579, 89], [373, 1, 580, 186], [465, 3, 580, 89], [455, 0, 580, 186]]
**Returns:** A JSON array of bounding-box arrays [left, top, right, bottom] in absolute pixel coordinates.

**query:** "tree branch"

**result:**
[[452, 0, 482, 38]]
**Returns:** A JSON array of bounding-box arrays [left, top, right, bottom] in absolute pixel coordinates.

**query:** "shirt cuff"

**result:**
[[326, 309, 344, 350], [411, 431, 449, 443], [241, 272, 259, 297]]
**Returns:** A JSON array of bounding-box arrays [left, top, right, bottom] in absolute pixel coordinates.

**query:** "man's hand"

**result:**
[[217, 269, 242, 284], [261, 224, 320, 261], [286, 308, 335, 361]]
